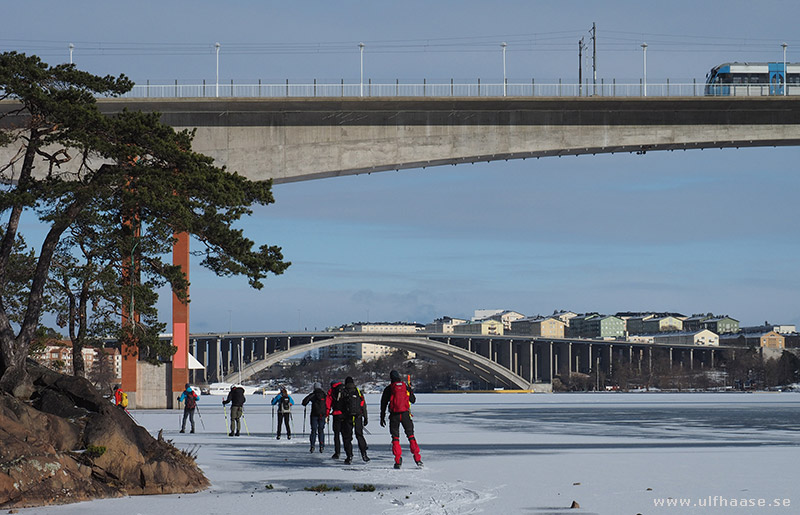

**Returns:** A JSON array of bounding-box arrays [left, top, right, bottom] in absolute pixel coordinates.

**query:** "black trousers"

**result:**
[[342, 415, 367, 458], [277, 412, 291, 436], [331, 414, 343, 455]]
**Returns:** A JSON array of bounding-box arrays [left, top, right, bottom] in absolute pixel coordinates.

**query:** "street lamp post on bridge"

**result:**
[[215, 42, 220, 98], [783, 42, 788, 97], [501, 42, 507, 97], [359, 42, 365, 97], [641, 42, 648, 97]]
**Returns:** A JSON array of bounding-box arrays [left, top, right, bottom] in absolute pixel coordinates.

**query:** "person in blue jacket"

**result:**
[[271, 387, 294, 439], [177, 383, 199, 433]]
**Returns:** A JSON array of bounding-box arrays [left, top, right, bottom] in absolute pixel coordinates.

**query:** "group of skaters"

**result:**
[[193, 370, 422, 469]]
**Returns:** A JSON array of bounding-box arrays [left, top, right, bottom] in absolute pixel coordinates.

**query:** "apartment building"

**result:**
[[652, 329, 719, 346], [425, 316, 467, 333], [453, 319, 504, 336], [702, 316, 740, 334], [318, 322, 423, 361], [34, 343, 122, 379], [509, 316, 566, 338]]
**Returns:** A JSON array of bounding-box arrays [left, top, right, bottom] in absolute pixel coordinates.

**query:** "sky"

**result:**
[[4, 1, 800, 332]]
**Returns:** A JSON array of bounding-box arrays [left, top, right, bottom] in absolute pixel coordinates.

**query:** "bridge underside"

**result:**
[[106, 97, 800, 184]]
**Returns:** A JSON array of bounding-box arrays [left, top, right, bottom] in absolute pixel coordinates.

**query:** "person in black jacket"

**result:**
[[222, 384, 246, 436], [340, 376, 370, 465], [302, 382, 328, 453]]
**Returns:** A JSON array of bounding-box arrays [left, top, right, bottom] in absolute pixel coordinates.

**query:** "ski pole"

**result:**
[[242, 413, 250, 436], [124, 408, 138, 424], [195, 405, 206, 430], [223, 404, 229, 433], [272, 405, 275, 435], [303, 406, 307, 434]]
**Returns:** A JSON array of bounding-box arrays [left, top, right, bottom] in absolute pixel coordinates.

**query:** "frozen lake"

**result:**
[[24, 392, 800, 514]]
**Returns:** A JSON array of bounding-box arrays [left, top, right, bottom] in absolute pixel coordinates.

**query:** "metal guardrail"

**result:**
[[121, 80, 796, 99]]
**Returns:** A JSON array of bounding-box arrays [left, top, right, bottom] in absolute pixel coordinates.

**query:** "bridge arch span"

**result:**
[[222, 334, 533, 390]]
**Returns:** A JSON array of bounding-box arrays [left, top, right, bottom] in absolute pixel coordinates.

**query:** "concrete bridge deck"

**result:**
[[4, 96, 800, 184], [99, 96, 800, 184]]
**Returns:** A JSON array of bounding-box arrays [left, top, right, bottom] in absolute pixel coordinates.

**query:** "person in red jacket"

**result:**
[[380, 370, 422, 469], [326, 380, 344, 460]]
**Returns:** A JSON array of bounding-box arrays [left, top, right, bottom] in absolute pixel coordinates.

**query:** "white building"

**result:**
[[652, 329, 719, 346], [319, 322, 422, 361], [483, 310, 526, 331], [425, 317, 467, 334]]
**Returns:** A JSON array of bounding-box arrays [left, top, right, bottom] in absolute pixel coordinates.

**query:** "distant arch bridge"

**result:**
[[180, 331, 742, 392]]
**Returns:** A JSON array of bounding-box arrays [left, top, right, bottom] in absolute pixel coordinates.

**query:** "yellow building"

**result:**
[[759, 331, 785, 349], [509, 316, 565, 338], [453, 319, 504, 336]]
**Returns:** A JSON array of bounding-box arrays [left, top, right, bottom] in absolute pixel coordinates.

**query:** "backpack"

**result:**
[[281, 396, 292, 412], [389, 381, 410, 413], [341, 386, 362, 416], [119, 391, 129, 408], [185, 391, 197, 409], [311, 389, 327, 416], [331, 384, 344, 412]]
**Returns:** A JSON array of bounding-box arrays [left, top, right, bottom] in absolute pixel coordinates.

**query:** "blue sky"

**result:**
[[4, 1, 800, 331]]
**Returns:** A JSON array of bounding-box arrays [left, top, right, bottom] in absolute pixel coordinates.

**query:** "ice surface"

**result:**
[[22, 392, 800, 514]]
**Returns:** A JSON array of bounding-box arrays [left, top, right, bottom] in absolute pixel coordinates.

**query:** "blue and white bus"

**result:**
[[705, 62, 800, 96]]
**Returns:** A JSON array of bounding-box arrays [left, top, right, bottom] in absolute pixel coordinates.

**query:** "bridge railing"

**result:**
[[121, 80, 795, 99], [122, 80, 800, 98]]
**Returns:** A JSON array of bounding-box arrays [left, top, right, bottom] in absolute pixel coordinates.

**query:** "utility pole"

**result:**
[[592, 22, 597, 95], [578, 37, 586, 96]]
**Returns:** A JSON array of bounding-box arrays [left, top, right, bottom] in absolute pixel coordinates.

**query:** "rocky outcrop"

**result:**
[[0, 362, 209, 509]]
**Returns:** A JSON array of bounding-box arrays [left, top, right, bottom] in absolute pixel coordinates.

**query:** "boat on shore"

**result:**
[[203, 382, 261, 396]]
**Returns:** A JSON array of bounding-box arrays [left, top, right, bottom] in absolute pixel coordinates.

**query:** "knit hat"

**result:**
[[345, 376, 354, 385], [313, 382, 322, 389], [390, 370, 401, 382]]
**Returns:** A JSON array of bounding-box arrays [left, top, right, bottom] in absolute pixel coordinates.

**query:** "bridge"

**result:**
[[2, 94, 792, 404], [180, 331, 747, 392], [86, 96, 800, 184]]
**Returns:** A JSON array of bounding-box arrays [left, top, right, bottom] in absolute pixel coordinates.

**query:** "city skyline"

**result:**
[[4, 1, 800, 333]]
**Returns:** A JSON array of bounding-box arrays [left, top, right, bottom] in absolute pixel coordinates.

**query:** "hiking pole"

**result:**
[[195, 405, 206, 430], [124, 408, 138, 424], [241, 413, 251, 436]]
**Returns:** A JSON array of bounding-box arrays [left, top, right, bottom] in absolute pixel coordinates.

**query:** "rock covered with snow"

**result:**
[[0, 362, 209, 509]]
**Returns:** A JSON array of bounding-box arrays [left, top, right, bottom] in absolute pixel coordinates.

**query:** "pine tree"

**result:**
[[0, 52, 289, 397]]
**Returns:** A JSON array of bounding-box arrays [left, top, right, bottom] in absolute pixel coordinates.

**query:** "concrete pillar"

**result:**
[[609, 344, 614, 376], [216, 338, 223, 381], [171, 231, 190, 401], [568, 342, 573, 374], [529, 343, 534, 383]]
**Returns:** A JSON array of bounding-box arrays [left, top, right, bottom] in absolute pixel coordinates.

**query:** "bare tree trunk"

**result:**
[[0, 201, 83, 396]]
